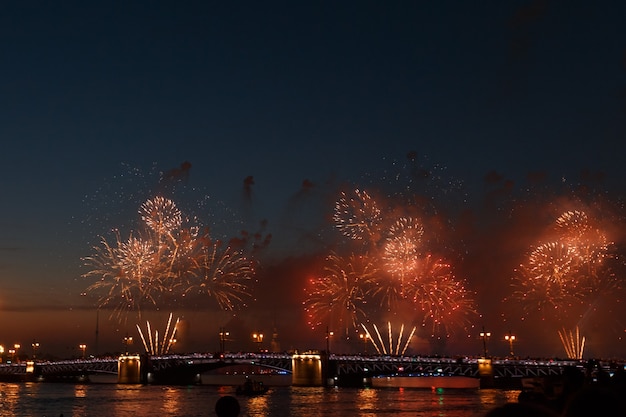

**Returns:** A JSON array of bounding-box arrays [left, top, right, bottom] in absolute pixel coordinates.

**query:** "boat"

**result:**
[[370, 374, 480, 389], [236, 378, 269, 396]]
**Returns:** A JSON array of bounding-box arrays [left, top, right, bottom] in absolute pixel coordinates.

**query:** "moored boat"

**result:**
[[236, 378, 269, 396]]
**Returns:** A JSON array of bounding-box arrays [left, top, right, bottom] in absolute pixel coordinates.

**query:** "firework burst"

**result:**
[[511, 210, 616, 319], [556, 210, 591, 235], [139, 196, 183, 234], [83, 196, 256, 320], [383, 217, 424, 283], [82, 231, 168, 320], [303, 252, 378, 333], [527, 242, 578, 285], [321, 185, 478, 348], [184, 238, 255, 310], [404, 255, 477, 337], [556, 210, 609, 267], [333, 189, 383, 242], [511, 242, 587, 316]]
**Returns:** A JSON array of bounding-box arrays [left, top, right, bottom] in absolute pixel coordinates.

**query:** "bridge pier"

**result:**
[[292, 352, 330, 386], [118, 354, 143, 384], [477, 358, 494, 388]]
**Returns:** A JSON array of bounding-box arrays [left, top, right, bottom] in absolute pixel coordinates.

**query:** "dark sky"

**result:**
[[1, 0, 625, 358]]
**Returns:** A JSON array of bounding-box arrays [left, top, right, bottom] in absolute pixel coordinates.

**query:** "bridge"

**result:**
[[0, 352, 621, 388]]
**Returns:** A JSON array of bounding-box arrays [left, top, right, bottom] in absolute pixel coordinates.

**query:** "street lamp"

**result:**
[[8, 349, 15, 363], [123, 335, 133, 354], [505, 333, 516, 357], [359, 332, 369, 355], [325, 327, 334, 354], [13, 344, 20, 363], [32, 341, 40, 360], [252, 332, 264, 351], [479, 327, 491, 358], [79, 344, 87, 359], [0, 345, 4, 363], [219, 327, 230, 353]]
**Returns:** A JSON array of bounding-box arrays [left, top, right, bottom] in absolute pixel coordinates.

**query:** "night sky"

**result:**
[[1, 1, 625, 359]]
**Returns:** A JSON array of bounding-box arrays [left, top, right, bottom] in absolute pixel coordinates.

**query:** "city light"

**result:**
[[359, 332, 369, 354], [12, 344, 20, 363], [219, 327, 230, 353], [479, 328, 491, 358], [252, 332, 264, 351], [79, 344, 87, 359], [32, 341, 40, 360], [123, 335, 133, 354], [325, 328, 334, 353], [504, 333, 516, 357]]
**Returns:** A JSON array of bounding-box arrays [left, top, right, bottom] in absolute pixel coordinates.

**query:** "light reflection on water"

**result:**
[[0, 382, 520, 417], [162, 386, 183, 415], [0, 383, 21, 415], [356, 388, 379, 416], [72, 384, 88, 415]]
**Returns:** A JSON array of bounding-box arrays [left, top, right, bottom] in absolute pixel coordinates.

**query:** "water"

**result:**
[[0, 383, 520, 417]]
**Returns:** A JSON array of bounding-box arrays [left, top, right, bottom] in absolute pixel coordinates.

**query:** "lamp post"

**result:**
[[13, 344, 20, 363], [219, 327, 229, 353], [325, 327, 334, 354], [479, 327, 491, 358], [505, 333, 516, 357], [0, 345, 4, 363], [32, 341, 40, 360], [359, 332, 369, 355], [123, 335, 133, 354], [8, 349, 15, 363], [252, 332, 264, 351], [79, 344, 87, 359]]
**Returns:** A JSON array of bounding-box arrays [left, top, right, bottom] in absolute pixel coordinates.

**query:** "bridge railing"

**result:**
[[0, 353, 620, 381]]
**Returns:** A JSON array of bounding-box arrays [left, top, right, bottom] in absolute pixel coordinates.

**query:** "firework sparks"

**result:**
[[82, 231, 168, 320], [360, 322, 417, 356], [184, 238, 255, 310], [136, 312, 180, 355], [558, 326, 585, 359], [511, 243, 587, 318], [333, 189, 383, 242], [304, 252, 378, 333], [383, 217, 424, 285], [511, 210, 615, 318], [403, 255, 477, 337], [556, 210, 590, 233], [527, 242, 578, 285], [556, 210, 609, 267], [511, 241, 583, 313], [84, 196, 257, 319], [320, 179, 478, 351], [139, 196, 183, 234]]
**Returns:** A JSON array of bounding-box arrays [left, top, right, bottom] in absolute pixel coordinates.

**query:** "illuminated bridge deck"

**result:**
[[331, 356, 595, 378], [0, 353, 620, 382]]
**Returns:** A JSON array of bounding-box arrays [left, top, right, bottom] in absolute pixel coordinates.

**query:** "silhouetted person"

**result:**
[[215, 395, 240, 417], [562, 386, 625, 417]]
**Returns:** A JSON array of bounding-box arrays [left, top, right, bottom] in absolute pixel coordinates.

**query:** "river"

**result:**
[[0, 382, 521, 417]]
